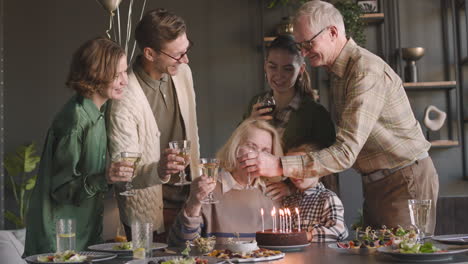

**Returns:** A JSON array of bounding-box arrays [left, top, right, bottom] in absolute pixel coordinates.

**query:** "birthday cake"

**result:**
[[256, 229, 308, 246]]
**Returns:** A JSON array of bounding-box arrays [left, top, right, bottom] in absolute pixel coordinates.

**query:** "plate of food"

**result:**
[[329, 226, 393, 255], [25, 250, 117, 263], [432, 234, 468, 245], [88, 242, 168, 255], [377, 241, 468, 262], [126, 255, 221, 264], [206, 248, 285, 263]]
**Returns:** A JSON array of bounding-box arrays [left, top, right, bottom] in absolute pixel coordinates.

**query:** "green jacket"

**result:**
[[244, 92, 336, 152], [24, 95, 109, 256]]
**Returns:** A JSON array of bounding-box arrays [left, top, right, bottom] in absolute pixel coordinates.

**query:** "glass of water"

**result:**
[[131, 221, 153, 259], [408, 199, 432, 242], [56, 218, 76, 253]]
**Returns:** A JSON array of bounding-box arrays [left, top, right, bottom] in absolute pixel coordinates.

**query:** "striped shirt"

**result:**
[[281, 39, 430, 178], [283, 182, 348, 242]]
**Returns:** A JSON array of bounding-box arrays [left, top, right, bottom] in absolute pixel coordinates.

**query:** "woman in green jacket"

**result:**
[[244, 35, 336, 199], [24, 37, 132, 256]]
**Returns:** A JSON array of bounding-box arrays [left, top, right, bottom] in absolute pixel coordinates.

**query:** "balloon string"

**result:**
[[130, 0, 147, 62], [106, 12, 114, 39], [117, 6, 122, 46], [125, 0, 134, 56]]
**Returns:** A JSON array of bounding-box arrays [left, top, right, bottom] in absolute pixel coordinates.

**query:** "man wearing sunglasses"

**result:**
[[242, 1, 438, 235], [107, 8, 200, 243]]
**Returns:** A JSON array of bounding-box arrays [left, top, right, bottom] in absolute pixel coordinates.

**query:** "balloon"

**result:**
[[96, 0, 123, 13]]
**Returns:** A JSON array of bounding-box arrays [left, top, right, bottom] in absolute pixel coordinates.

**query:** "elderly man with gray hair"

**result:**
[[240, 0, 439, 234]]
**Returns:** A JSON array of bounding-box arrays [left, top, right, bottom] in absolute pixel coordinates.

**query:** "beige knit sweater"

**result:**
[[107, 63, 200, 233]]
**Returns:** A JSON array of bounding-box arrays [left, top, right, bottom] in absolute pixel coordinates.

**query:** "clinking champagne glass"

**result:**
[[119, 152, 142, 196], [200, 158, 220, 204], [256, 94, 276, 116], [236, 144, 259, 190], [169, 140, 191, 186], [408, 199, 432, 242]]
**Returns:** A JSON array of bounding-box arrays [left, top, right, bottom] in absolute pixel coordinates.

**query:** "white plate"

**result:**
[[432, 234, 468, 245], [25, 251, 116, 263], [328, 243, 379, 255], [125, 255, 222, 264], [258, 243, 310, 252], [220, 252, 285, 263], [87, 242, 167, 255], [377, 245, 468, 262]]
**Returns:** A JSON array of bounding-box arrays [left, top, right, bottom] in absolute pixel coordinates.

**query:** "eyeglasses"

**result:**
[[295, 27, 328, 51], [159, 39, 194, 62]]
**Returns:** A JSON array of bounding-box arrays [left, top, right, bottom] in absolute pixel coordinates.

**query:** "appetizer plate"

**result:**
[[25, 251, 116, 264], [328, 243, 379, 255], [377, 245, 468, 262], [258, 243, 310, 252], [88, 242, 167, 255], [126, 255, 221, 264], [208, 249, 285, 263], [432, 234, 468, 245]]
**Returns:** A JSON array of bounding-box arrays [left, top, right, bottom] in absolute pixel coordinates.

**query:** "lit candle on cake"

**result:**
[[260, 208, 264, 232], [279, 209, 284, 232], [295, 207, 301, 232], [286, 208, 292, 232], [272, 207, 276, 232]]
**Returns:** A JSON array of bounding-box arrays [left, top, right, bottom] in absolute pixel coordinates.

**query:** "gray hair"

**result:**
[[294, 0, 346, 36]]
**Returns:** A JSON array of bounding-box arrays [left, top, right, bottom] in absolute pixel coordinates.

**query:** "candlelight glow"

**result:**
[[261, 208, 264, 216]]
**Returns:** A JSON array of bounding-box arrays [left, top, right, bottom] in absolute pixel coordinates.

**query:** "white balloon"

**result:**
[[96, 0, 123, 13]]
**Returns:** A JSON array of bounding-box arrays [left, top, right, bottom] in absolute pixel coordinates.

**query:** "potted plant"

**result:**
[[4, 142, 40, 242]]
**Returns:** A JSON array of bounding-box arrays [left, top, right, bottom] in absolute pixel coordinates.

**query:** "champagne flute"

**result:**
[[119, 152, 142, 196], [408, 199, 432, 242], [199, 158, 220, 204], [169, 140, 191, 186], [236, 144, 259, 189], [256, 94, 276, 116]]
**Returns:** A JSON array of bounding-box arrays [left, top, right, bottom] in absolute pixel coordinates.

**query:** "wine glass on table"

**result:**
[[119, 152, 142, 196], [408, 199, 432, 242], [169, 140, 192, 186], [256, 94, 276, 116], [199, 158, 220, 204], [236, 144, 259, 190]]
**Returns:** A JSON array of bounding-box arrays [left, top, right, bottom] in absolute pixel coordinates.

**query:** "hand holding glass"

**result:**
[[408, 199, 431, 242], [236, 144, 259, 189], [199, 158, 220, 204], [256, 94, 276, 116], [169, 140, 192, 186], [56, 218, 76, 253], [119, 152, 142, 196]]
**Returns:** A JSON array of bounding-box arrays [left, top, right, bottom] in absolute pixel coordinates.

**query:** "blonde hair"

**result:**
[[294, 0, 346, 36], [216, 119, 283, 172]]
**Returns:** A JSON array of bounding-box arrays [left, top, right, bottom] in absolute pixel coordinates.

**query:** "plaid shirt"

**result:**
[[282, 39, 430, 177], [270, 91, 301, 137], [283, 182, 348, 242]]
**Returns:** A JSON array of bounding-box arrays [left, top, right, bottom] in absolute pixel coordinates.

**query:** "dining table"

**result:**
[[99, 241, 468, 264]]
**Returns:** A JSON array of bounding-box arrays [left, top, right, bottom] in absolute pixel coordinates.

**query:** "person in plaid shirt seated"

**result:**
[[282, 143, 348, 242]]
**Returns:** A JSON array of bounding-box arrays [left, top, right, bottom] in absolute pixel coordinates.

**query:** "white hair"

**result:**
[[294, 0, 346, 36]]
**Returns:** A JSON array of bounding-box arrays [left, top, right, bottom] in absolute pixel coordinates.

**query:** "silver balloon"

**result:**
[[96, 0, 123, 13]]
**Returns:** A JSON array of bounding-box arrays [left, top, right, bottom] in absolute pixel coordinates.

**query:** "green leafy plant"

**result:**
[[351, 208, 363, 230], [267, 0, 307, 9], [4, 142, 40, 228]]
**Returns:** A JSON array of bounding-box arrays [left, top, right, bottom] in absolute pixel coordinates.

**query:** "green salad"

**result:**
[[112, 241, 132, 250], [398, 241, 440, 254], [37, 250, 87, 262]]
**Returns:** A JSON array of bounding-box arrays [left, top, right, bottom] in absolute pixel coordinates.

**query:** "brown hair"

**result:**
[[135, 8, 186, 52], [66, 37, 125, 97], [266, 35, 315, 100]]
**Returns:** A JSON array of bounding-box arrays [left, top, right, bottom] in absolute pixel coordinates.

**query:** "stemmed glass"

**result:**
[[408, 199, 432, 242], [119, 152, 142, 196], [199, 158, 220, 204], [236, 144, 259, 189], [256, 94, 276, 116], [169, 140, 191, 186]]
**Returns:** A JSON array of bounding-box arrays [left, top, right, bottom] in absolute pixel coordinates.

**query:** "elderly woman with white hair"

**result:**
[[168, 119, 283, 246]]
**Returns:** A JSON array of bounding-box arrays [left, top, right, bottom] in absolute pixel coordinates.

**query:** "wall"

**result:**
[[3, 0, 468, 233]]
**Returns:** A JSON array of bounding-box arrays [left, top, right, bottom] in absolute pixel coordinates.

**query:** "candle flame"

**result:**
[[287, 208, 291, 216], [261, 208, 264, 215], [279, 209, 284, 216], [295, 207, 299, 214]]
